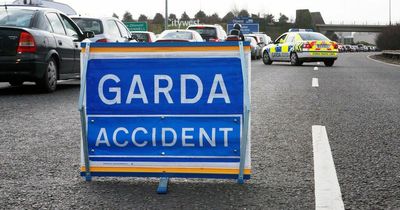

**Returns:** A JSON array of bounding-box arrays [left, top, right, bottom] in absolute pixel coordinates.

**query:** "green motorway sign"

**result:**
[[124, 22, 148, 31]]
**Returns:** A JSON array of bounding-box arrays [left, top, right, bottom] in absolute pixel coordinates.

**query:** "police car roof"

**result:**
[[288, 28, 313, 32]]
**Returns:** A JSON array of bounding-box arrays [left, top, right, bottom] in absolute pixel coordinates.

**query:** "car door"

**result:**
[[271, 34, 287, 61], [45, 12, 74, 75], [105, 20, 123, 42], [59, 14, 82, 74], [281, 33, 295, 61], [115, 20, 132, 42]]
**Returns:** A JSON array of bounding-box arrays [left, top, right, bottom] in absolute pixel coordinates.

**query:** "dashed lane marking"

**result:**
[[312, 125, 345, 210], [312, 78, 319, 87]]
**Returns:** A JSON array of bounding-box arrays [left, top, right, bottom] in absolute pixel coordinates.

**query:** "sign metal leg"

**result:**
[[238, 41, 250, 184], [157, 177, 169, 194], [79, 43, 91, 182]]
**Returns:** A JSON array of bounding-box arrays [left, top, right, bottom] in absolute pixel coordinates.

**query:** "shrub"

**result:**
[[376, 24, 400, 50]]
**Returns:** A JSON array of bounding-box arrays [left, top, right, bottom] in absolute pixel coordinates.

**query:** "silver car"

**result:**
[[156, 30, 204, 42], [71, 16, 133, 43]]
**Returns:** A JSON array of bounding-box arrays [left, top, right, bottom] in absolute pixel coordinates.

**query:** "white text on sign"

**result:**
[[98, 74, 231, 105], [95, 127, 234, 148]]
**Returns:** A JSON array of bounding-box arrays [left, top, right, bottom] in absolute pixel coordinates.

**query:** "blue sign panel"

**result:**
[[231, 17, 255, 24], [87, 116, 241, 162], [227, 24, 259, 34], [80, 42, 251, 183], [86, 58, 243, 115]]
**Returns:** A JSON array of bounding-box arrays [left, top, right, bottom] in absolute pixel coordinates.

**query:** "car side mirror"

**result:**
[[83, 31, 95, 39]]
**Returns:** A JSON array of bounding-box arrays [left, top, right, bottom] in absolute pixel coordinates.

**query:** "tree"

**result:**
[[180, 12, 190, 21], [207, 13, 221, 24], [376, 24, 400, 50], [168, 13, 177, 20], [112, 13, 119, 19], [294, 9, 314, 30], [194, 10, 207, 23], [222, 12, 235, 23], [238, 9, 250, 18], [278, 13, 289, 24], [251, 14, 260, 20], [153, 13, 164, 24], [138, 14, 148, 22], [231, 5, 240, 16], [264, 14, 275, 24], [122, 11, 134, 22]]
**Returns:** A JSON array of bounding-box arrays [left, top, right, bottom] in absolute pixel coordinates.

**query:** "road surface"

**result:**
[[1, 53, 399, 209]]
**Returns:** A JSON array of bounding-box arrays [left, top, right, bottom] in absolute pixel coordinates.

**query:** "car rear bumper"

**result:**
[[297, 51, 338, 61], [0, 56, 47, 82]]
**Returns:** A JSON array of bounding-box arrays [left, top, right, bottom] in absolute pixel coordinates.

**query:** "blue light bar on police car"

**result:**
[[288, 28, 313, 32]]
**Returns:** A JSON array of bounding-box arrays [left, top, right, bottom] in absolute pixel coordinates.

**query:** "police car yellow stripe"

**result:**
[[269, 46, 276, 53], [282, 45, 289, 53], [81, 166, 251, 175]]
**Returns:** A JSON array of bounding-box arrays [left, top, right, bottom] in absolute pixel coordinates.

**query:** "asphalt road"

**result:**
[[1, 52, 399, 209]]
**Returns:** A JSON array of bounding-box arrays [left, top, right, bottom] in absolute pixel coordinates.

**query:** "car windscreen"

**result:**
[[132, 33, 148, 42], [187, 27, 217, 39], [245, 36, 259, 43], [71, 18, 103, 35], [161, 31, 193, 40], [299, 32, 329, 41], [0, 8, 35, 27], [245, 37, 257, 47]]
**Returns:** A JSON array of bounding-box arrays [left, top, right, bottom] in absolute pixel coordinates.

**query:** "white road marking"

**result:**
[[314, 67, 319, 71], [312, 78, 319, 87], [312, 125, 345, 210]]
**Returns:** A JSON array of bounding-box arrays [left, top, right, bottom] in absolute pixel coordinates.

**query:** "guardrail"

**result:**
[[382, 50, 400, 59]]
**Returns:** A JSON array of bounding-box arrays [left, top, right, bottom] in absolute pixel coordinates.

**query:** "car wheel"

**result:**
[[37, 58, 57, 92], [9, 80, 24, 86], [262, 51, 273, 65], [324, 60, 335, 67], [290, 53, 301, 66]]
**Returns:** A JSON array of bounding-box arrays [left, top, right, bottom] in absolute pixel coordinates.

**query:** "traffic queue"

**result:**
[[0, 4, 342, 92]]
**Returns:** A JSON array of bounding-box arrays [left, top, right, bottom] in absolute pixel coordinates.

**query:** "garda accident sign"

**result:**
[[79, 42, 251, 183]]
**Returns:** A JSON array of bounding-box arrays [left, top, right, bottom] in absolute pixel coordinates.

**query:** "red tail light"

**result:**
[[209, 38, 220, 42], [303, 43, 312, 49], [332, 42, 338, 49], [226, 36, 240, 41], [96, 38, 108, 43], [303, 41, 315, 49], [17, 31, 36, 53]]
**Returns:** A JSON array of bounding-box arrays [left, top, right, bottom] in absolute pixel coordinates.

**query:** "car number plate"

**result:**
[[317, 44, 330, 48], [311, 52, 336, 56]]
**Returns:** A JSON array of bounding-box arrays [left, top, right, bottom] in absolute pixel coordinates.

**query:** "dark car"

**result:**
[[130, 31, 156, 43], [0, 6, 93, 92]]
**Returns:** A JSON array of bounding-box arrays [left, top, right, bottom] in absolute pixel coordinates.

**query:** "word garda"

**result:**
[[98, 73, 231, 105]]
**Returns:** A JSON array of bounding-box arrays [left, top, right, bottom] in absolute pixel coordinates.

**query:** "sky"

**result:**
[[4, 0, 400, 25]]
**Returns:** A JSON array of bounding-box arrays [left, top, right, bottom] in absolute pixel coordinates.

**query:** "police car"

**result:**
[[262, 29, 338, 67]]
